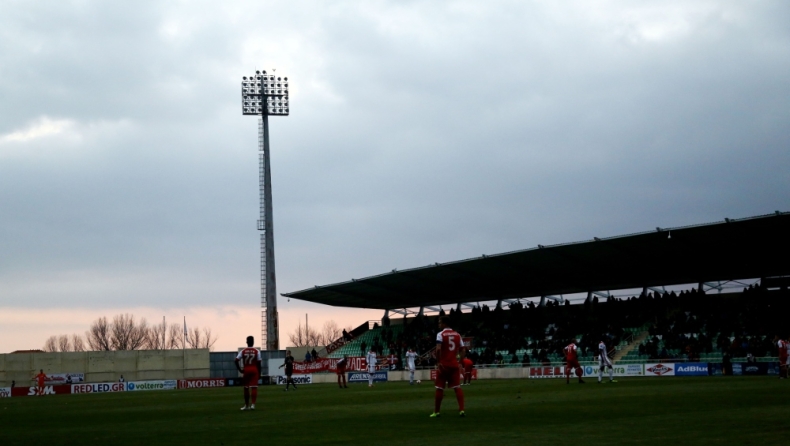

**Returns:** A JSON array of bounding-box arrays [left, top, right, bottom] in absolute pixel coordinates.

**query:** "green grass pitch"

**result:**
[[1, 377, 788, 445]]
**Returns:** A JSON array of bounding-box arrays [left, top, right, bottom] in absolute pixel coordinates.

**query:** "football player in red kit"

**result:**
[[33, 369, 47, 395], [431, 316, 465, 418], [564, 340, 585, 384], [235, 336, 262, 410], [336, 355, 349, 388]]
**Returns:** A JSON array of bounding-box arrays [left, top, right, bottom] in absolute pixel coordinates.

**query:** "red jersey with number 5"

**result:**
[[436, 328, 464, 368], [236, 347, 262, 373]]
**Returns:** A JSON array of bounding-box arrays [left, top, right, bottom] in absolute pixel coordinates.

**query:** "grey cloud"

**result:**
[[1, 1, 788, 311]]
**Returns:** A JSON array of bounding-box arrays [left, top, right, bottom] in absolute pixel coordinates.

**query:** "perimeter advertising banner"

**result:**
[[347, 371, 388, 383], [275, 375, 313, 385], [12, 385, 73, 397], [71, 383, 126, 394], [289, 356, 393, 374], [581, 364, 644, 377], [125, 380, 177, 391], [430, 369, 477, 381], [675, 363, 708, 376], [645, 363, 675, 376], [178, 378, 227, 389], [45, 373, 85, 385], [0, 387, 11, 398]]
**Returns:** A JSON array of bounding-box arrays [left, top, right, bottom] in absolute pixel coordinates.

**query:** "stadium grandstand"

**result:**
[[284, 212, 790, 368]]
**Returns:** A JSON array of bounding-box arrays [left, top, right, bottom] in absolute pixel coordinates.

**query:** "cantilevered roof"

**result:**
[[282, 212, 790, 309]]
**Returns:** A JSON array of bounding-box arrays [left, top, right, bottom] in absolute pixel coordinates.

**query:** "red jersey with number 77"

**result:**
[[436, 328, 464, 368], [235, 347, 262, 372]]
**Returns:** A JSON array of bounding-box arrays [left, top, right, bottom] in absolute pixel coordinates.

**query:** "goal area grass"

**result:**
[[1, 377, 788, 445]]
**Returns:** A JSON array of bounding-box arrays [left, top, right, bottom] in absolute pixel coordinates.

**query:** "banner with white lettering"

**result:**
[[289, 356, 391, 374], [178, 378, 227, 389], [12, 385, 73, 397], [347, 371, 388, 383], [0, 387, 11, 398], [71, 382, 127, 394], [125, 380, 177, 391], [581, 364, 644, 377]]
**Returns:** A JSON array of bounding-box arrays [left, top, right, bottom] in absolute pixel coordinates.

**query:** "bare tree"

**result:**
[[43, 336, 58, 352], [71, 334, 85, 352], [86, 316, 112, 351], [288, 322, 321, 347], [145, 319, 168, 350], [57, 334, 72, 352], [110, 314, 148, 350], [201, 327, 218, 350], [167, 323, 184, 349], [321, 320, 342, 346], [187, 327, 203, 349]]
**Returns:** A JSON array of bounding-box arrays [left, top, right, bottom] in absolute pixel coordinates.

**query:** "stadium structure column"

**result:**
[[241, 69, 290, 350]]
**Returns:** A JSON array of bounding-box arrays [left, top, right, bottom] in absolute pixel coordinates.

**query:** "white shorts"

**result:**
[[368, 367, 376, 373], [599, 357, 612, 368], [408, 366, 415, 372]]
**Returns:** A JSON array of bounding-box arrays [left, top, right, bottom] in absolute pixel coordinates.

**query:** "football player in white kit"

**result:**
[[597, 341, 617, 383], [366, 348, 377, 387], [405, 348, 418, 385]]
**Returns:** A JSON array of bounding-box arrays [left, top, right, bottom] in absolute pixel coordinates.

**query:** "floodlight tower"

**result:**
[[241, 69, 289, 350]]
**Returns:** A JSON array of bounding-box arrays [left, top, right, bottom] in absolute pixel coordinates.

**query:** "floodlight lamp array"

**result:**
[[241, 69, 289, 116]]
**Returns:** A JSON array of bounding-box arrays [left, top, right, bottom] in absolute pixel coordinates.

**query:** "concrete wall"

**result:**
[[0, 349, 209, 386]]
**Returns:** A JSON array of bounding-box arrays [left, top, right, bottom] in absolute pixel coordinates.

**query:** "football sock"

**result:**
[[368, 376, 373, 386], [243, 388, 250, 406], [598, 368, 603, 383], [251, 388, 258, 405], [609, 367, 614, 380], [454, 387, 465, 411], [410, 371, 414, 383], [434, 389, 443, 413]]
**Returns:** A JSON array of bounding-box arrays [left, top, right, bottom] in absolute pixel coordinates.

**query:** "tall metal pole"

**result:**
[[259, 114, 279, 351], [242, 69, 288, 351]]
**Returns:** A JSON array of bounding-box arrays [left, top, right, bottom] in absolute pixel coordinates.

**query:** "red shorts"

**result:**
[[336, 367, 346, 375], [464, 366, 473, 374], [780, 355, 788, 366], [566, 359, 581, 369], [37, 380, 45, 388], [434, 365, 461, 389], [242, 369, 259, 387]]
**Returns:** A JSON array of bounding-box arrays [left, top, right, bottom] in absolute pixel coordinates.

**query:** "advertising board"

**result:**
[[581, 364, 644, 377], [125, 380, 177, 391], [71, 383, 126, 394], [47, 373, 85, 385], [12, 385, 73, 397], [529, 366, 565, 378], [275, 374, 313, 385], [708, 363, 724, 376], [347, 371, 388, 383], [0, 387, 11, 398], [178, 378, 227, 389], [732, 363, 742, 376], [675, 363, 709, 376], [430, 369, 477, 381], [645, 363, 675, 376]]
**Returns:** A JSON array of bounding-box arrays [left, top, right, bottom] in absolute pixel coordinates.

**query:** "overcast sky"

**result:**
[[1, 1, 788, 352]]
